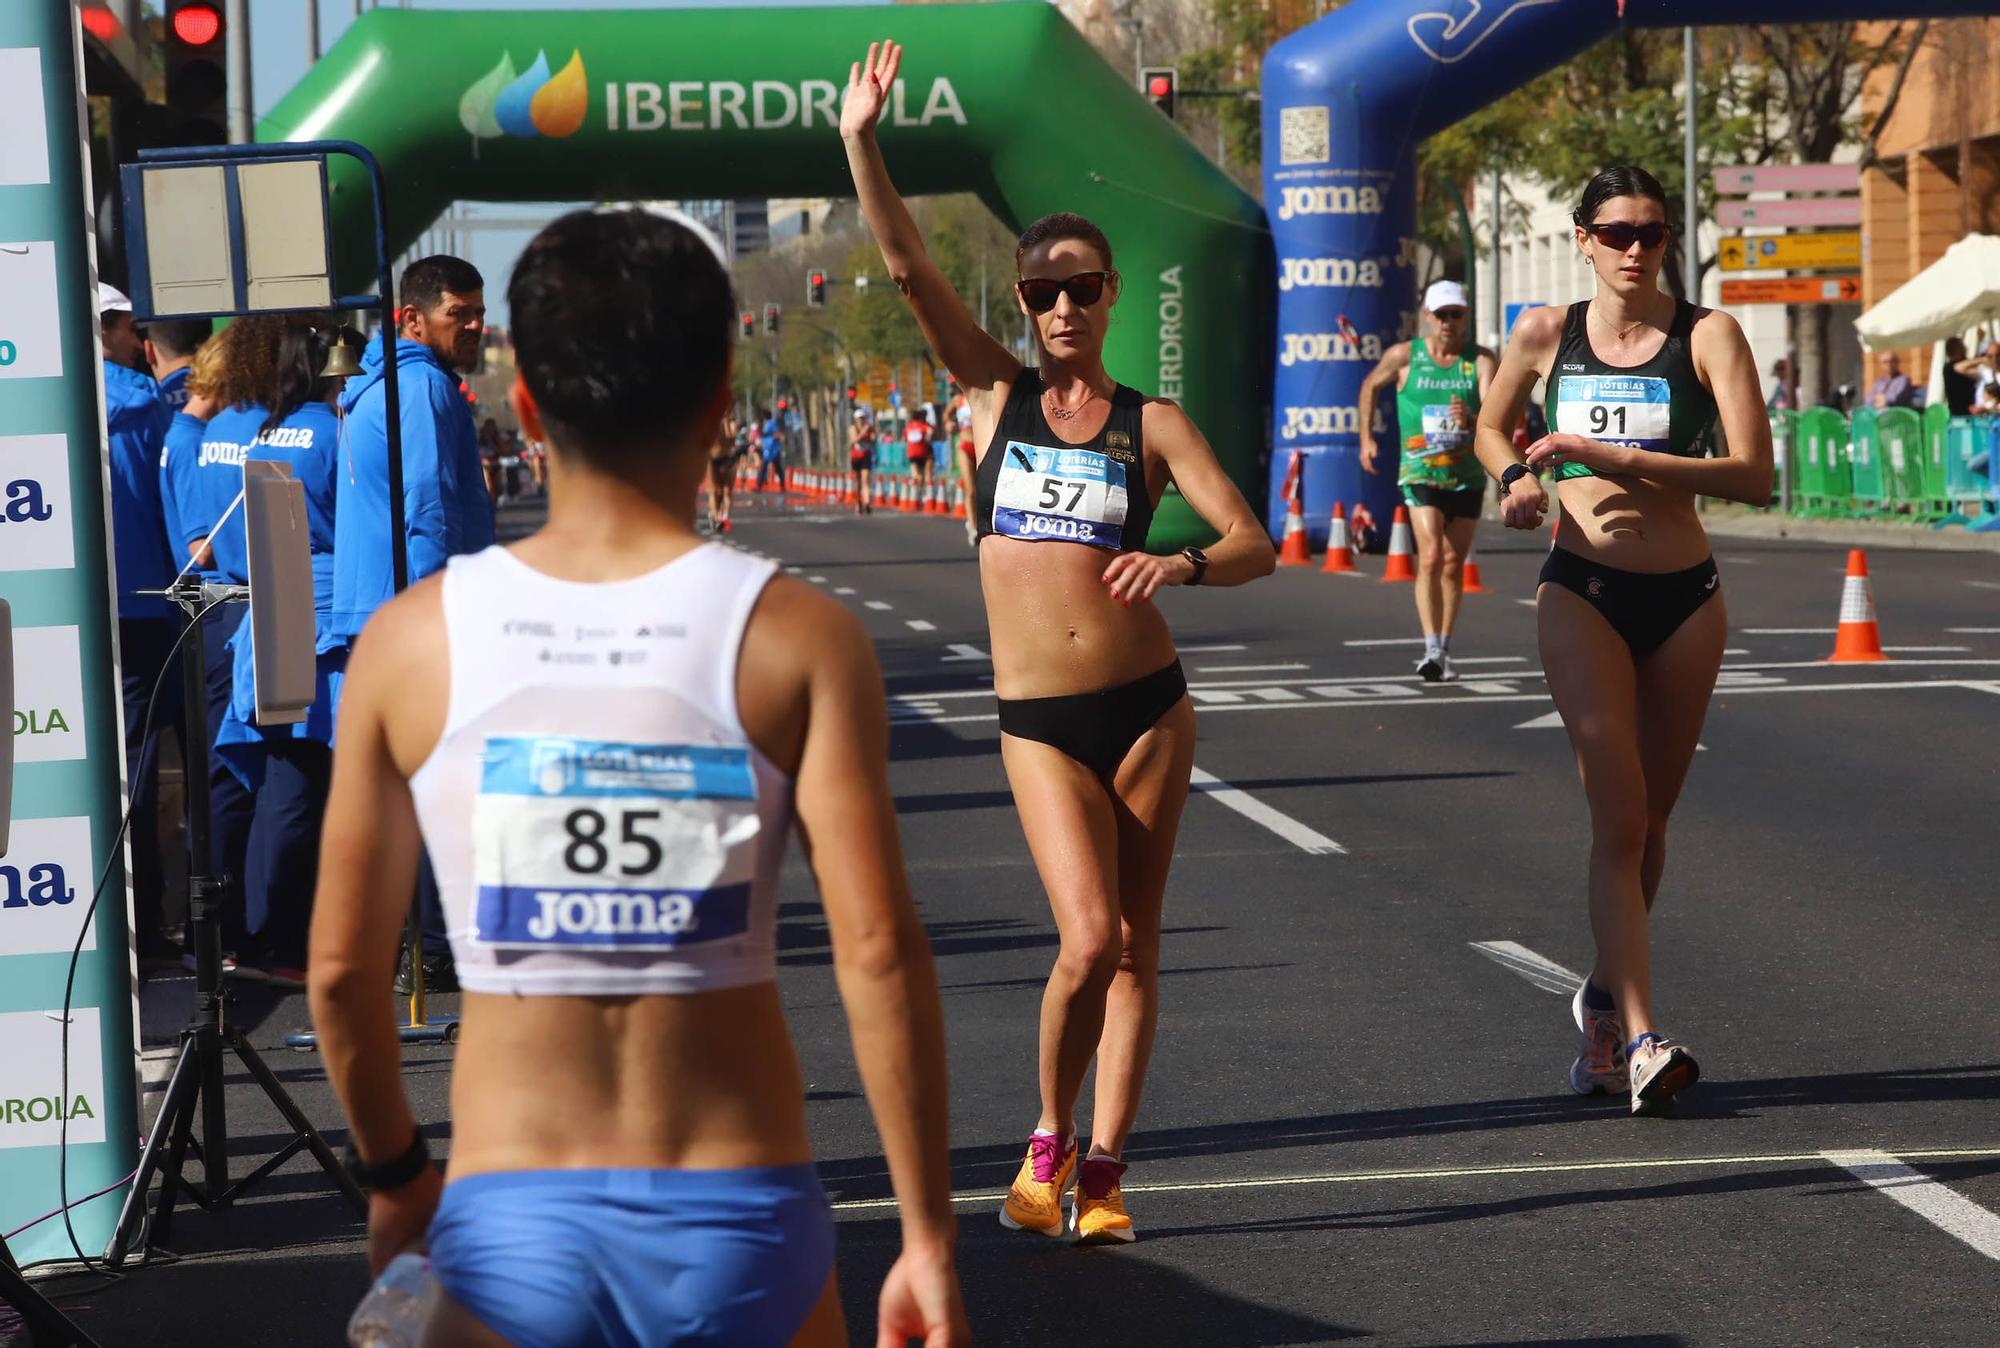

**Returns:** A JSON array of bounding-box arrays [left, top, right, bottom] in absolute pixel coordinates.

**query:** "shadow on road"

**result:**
[[832, 1212, 1366, 1345]]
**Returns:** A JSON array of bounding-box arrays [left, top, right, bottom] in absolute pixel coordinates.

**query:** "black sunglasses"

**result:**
[[1017, 271, 1115, 314], [1583, 221, 1669, 252]]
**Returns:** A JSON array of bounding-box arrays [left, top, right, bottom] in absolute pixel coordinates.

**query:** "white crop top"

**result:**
[[408, 543, 788, 996]]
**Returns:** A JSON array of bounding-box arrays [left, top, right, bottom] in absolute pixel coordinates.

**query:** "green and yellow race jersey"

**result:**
[[1395, 337, 1483, 490]]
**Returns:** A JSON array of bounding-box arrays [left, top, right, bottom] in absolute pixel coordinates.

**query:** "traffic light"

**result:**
[[1141, 67, 1177, 120], [846, 384, 858, 402], [807, 271, 826, 308], [739, 311, 755, 340], [165, 2, 228, 144], [762, 302, 780, 337]]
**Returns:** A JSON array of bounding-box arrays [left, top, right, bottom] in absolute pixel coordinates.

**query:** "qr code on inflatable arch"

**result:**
[[1279, 106, 1329, 166]]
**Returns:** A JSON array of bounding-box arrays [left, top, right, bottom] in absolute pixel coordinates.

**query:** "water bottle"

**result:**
[[347, 1251, 440, 1347]]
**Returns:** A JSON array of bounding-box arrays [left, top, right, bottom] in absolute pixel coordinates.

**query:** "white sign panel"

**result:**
[[0, 1007, 106, 1149], [0, 434, 74, 573], [13, 624, 85, 763], [0, 50, 50, 187], [0, 241, 63, 380], [0, 816, 96, 957]]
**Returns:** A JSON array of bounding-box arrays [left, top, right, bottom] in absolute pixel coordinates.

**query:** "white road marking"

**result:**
[[940, 644, 990, 662], [1724, 648, 1750, 655], [784, 566, 803, 575], [1822, 1150, 2000, 1263], [1188, 767, 1346, 855], [1468, 940, 1581, 995], [1882, 645, 1969, 653], [1967, 580, 2000, 591], [1515, 598, 1537, 607], [1196, 662, 1307, 673], [1514, 710, 1564, 729], [828, 1146, 2000, 1212], [834, 587, 856, 595], [1179, 643, 1247, 653], [1344, 637, 1426, 647], [1742, 627, 1834, 635], [865, 600, 893, 611], [906, 619, 936, 632], [808, 575, 828, 584], [1950, 627, 2000, 634], [1450, 656, 1528, 665]]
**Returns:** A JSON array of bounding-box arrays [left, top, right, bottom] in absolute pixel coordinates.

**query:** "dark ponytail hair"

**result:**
[[1016, 212, 1115, 274], [1572, 165, 1670, 230], [260, 320, 339, 437]]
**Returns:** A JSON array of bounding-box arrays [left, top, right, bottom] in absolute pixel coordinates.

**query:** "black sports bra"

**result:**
[[973, 369, 1155, 553]]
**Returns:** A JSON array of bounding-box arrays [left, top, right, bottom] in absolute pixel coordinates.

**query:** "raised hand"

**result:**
[[841, 40, 903, 142]]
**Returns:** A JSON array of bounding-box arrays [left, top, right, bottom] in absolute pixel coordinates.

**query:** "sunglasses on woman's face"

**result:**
[[1017, 271, 1114, 314], [1584, 221, 1669, 252]]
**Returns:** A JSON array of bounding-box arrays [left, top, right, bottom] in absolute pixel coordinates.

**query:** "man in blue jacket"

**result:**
[[100, 285, 184, 968], [332, 255, 494, 988]]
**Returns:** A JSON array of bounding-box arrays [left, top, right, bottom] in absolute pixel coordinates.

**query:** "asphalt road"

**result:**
[[27, 492, 1999, 1347]]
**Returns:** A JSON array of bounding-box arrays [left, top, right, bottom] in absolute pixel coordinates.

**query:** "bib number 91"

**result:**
[[1586, 404, 1628, 436]]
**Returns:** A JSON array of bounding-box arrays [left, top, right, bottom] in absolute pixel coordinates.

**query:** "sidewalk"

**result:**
[[1697, 503, 2000, 554]]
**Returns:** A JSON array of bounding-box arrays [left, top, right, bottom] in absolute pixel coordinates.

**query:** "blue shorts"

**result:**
[[428, 1165, 834, 1348]]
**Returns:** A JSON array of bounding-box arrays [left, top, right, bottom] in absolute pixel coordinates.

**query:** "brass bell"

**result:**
[[319, 326, 366, 379]]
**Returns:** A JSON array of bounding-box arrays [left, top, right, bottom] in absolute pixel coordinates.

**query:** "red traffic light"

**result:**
[[1148, 75, 1171, 98], [171, 2, 223, 45], [80, 8, 121, 39], [809, 272, 824, 285]]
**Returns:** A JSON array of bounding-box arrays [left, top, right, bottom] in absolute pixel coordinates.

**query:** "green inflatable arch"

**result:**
[[260, 2, 1268, 550]]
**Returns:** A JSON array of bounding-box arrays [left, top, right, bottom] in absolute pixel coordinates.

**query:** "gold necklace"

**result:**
[[1590, 302, 1650, 343], [1043, 385, 1098, 421]]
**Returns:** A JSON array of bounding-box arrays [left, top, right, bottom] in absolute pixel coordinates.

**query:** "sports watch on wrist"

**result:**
[[343, 1130, 432, 1193], [1498, 463, 1539, 495], [1180, 546, 1209, 586]]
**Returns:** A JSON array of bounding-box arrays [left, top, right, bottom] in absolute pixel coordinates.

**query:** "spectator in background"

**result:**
[[755, 404, 787, 492], [145, 317, 212, 414], [205, 316, 347, 985], [478, 416, 505, 503], [1867, 351, 1920, 411], [1945, 337, 1981, 416], [905, 404, 934, 493], [101, 285, 185, 971], [1765, 357, 1795, 412], [332, 254, 494, 991]]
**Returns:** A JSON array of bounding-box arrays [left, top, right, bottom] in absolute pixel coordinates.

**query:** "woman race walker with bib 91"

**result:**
[[1357, 279, 1495, 681], [843, 40, 1276, 1244], [309, 210, 966, 1347], [1473, 165, 1772, 1113]]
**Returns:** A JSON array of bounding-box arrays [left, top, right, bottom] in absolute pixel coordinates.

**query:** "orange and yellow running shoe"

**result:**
[[1072, 1155, 1135, 1245], [999, 1131, 1075, 1237]]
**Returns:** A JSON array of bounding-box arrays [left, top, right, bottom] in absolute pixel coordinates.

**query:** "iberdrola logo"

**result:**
[[460, 49, 588, 141]]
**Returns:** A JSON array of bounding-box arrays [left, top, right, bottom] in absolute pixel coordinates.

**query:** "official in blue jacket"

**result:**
[[329, 255, 491, 989], [331, 254, 493, 645], [100, 287, 183, 966], [207, 320, 348, 982]]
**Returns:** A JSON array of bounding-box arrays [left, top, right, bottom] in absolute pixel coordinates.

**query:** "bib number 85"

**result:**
[[563, 807, 664, 877], [1037, 477, 1086, 512]]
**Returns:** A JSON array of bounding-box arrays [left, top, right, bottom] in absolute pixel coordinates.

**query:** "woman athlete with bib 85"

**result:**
[[842, 41, 1276, 1242], [1474, 165, 1772, 1114]]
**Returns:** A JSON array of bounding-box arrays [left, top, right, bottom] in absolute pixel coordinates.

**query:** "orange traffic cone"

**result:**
[[951, 484, 967, 519], [1828, 549, 1887, 662], [1462, 548, 1487, 593], [1320, 502, 1358, 574], [1380, 506, 1416, 582], [1277, 450, 1311, 566]]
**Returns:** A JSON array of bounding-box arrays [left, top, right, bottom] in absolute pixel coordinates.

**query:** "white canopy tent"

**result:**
[[1854, 233, 2000, 351]]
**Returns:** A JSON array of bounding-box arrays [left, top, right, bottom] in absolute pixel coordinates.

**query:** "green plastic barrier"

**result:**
[[258, 3, 1269, 551], [1944, 416, 1996, 521], [1797, 406, 1848, 515], [1768, 409, 1798, 510], [1919, 403, 1952, 513], [1847, 407, 1885, 514], [1876, 407, 1925, 513]]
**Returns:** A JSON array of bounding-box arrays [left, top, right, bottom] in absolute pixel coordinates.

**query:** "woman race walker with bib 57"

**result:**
[[842, 41, 1275, 1243], [1474, 165, 1772, 1113]]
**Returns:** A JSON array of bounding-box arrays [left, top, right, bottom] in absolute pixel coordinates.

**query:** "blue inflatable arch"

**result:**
[[1261, 0, 1996, 541]]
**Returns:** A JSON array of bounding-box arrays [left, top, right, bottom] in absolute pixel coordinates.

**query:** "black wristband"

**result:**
[[344, 1130, 431, 1193], [1498, 462, 1539, 494]]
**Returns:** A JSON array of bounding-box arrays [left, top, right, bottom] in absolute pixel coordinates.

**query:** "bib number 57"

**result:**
[[1037, 477, 1086, 512]]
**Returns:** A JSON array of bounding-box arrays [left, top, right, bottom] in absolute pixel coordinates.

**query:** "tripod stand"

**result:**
[[102, 581, 365, 1267], [0, 1233, 103, 1348]]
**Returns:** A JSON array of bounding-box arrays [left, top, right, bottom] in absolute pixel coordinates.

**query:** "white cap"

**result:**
[[852, 406, 870, 420], [98, 282, 133, 315], [1423, 279, 1469, 313]]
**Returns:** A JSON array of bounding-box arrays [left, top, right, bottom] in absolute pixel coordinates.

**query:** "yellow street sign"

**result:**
[[1718, 231, 1863, 273]]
